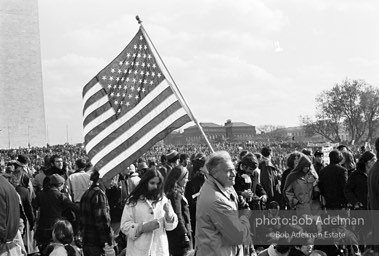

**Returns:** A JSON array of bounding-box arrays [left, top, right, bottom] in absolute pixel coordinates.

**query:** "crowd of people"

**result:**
[[0, 139, 379, 256]]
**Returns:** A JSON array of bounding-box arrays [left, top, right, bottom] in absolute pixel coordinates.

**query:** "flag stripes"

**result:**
[[83, 88, 107, 115], [84, 79, 172, 146], [89, 97, 183, 164], [97, 113, 191, 179]]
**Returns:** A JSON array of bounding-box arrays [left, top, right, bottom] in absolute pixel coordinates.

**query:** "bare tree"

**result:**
[[300, 115, 341, 142], [300, 79, 379, 144], [361, 85, 379, 142]]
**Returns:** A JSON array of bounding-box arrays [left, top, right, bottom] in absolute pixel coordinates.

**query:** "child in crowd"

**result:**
[[45, 219, 81, 256]]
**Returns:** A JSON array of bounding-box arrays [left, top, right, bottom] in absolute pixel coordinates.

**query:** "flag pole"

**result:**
[[136, 16, 214, 153]]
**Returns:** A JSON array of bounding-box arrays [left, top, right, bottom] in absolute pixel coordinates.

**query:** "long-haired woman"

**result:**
[[345, 151, 376, 210], [284, 154, 319, 212], [120, 169, 178, 256], [341, 151, 356, 176], [164, 166, 192, 256], [184, 153, 206, 244]]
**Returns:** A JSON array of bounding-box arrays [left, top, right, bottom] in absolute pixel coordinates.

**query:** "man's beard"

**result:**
[[145, 189, 158, 200]]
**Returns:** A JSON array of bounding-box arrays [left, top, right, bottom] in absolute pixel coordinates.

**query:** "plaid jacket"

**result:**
[[80, 183, 113, 247]]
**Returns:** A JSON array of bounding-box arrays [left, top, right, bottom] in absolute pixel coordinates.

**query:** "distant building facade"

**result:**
[[225, 120, 256, 142], [164, 120, 256, 145]]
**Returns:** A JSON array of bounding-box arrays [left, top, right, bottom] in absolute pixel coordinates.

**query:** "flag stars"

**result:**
[[91, 31, 167, 117]]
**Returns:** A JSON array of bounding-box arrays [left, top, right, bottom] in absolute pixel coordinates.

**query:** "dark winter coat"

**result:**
[[166, 189, 192, 255], [318, 164, 348, 209], [344, 169, 368, 209]]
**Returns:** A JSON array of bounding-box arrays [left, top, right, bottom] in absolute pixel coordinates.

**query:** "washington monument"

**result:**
[[0, 0, 46, 148]]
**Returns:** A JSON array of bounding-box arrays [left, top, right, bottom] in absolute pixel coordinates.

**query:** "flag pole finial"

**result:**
[[136, 16, 142, 24]]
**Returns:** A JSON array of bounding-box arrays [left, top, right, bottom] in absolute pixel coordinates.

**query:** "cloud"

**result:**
[[169, 53, 294, 126], [273, 41, 283, 52], [348, 57, 379, 68], [282, 0, 377, 12]]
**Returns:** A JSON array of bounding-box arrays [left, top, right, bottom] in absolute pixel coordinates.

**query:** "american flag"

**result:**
[[82, 28, 192, 180]]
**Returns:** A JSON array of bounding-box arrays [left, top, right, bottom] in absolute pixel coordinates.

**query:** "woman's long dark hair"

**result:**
[[356, 151, 375, 172], [342, 151, 356, 171], [127, 169, 164, 206], [164, 165, 188, 196], [284, 154, 318, 191]]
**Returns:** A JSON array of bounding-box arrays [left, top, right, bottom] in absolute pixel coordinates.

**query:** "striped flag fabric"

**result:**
[[82, 28, 193, 180]]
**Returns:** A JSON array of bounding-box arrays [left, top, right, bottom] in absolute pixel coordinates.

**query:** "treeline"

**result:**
[[300, 78, 379, 143]]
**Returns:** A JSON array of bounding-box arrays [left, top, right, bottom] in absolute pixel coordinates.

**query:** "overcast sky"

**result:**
[[38, 0, 379, 145]]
